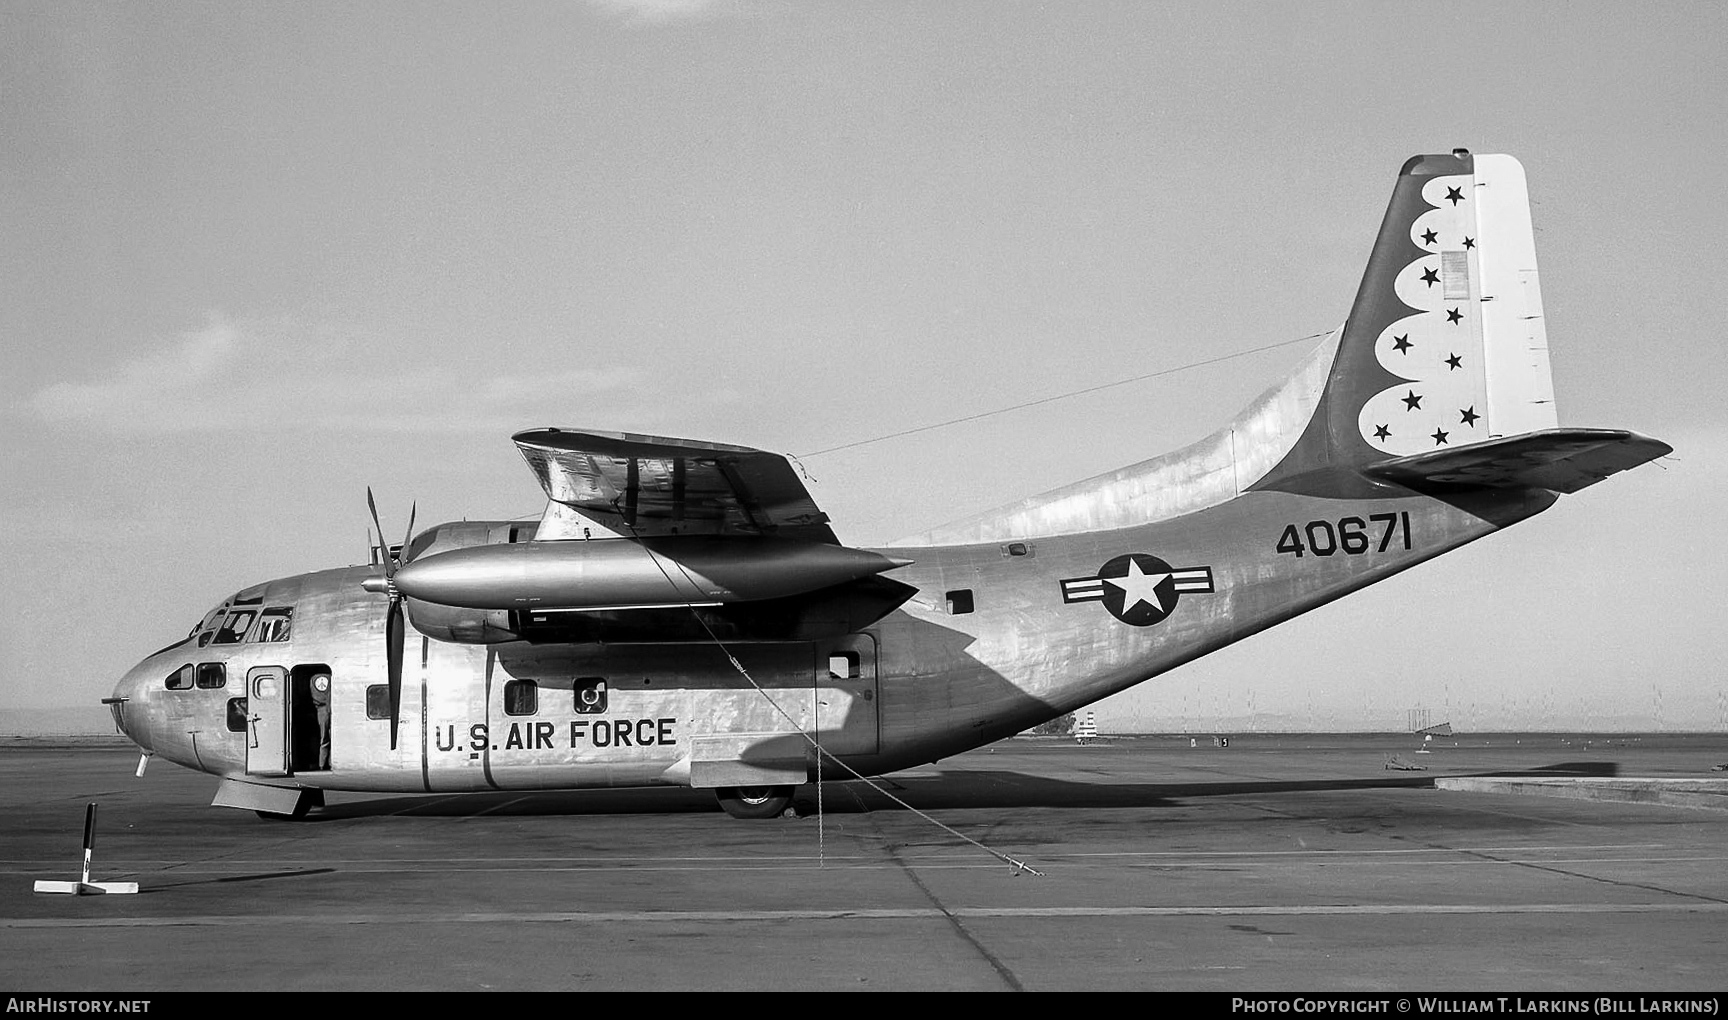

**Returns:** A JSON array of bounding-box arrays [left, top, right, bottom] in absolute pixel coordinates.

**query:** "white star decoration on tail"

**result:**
[[1106, 559, 1169, 613]]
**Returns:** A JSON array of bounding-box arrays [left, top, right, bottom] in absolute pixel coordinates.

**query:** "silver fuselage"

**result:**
[[108, 482, 1551, 796]]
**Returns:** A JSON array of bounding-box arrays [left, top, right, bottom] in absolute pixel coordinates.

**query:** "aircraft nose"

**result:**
[[105, 662, 154, 751]]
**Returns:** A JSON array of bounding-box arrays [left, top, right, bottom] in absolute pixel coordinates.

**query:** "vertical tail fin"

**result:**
[[1257, 150, 1668, 497], [1260, 150, 1563, 487], [1349, 151, 1557, 455]]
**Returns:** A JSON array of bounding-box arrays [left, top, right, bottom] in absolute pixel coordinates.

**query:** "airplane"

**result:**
[[103, 150, 1670, 821]]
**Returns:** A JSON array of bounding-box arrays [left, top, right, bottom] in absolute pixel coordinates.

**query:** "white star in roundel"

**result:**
[[1105, 559, 1170, 613]]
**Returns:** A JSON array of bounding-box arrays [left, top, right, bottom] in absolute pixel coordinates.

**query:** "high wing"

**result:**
[[514, 428, 837, 543]]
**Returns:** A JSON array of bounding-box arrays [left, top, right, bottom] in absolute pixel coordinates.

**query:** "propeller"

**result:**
[[362, 488, 415, 750]]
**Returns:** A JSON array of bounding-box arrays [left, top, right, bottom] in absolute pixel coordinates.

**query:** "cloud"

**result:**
[[582, 0, 742, 26], [317, 366, 662, 434], [22, 313, 719, 435], [30, 312, 240, 422]]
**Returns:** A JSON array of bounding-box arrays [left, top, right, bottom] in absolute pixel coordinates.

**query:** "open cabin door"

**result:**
[[814, 633, 878, 756], [245, 665, 291, 776]]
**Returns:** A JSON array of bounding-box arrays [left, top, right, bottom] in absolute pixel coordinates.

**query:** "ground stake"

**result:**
[[33, 802, 139, 895]]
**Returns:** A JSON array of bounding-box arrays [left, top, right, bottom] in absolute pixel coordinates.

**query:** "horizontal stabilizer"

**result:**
[[1363, 428, 1670, 494]]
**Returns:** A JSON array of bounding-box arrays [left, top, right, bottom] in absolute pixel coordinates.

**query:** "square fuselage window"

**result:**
[[946, 589, 975, 615], [365, 684, 392, 721], [504, 680, 538, 716], [226, 697, 248, 732], [574, 678, 608, 714]]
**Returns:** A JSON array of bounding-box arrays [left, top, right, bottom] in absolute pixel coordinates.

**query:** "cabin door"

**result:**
[[814, 634, 879, 756], [245, 665, 291, 776]]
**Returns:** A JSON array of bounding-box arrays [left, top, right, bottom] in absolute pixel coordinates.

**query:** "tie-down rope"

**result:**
[[615, 515, 1041, 877]]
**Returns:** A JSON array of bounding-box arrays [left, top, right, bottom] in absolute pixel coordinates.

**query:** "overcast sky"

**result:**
[[3, 0, 1723, 732]]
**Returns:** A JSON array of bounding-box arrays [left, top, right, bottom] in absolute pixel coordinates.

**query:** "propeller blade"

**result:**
[[367, 486, 411, 749], [386, 597, 404, 750], [400, 502, 417, 566], [366, 487, 390, 576]]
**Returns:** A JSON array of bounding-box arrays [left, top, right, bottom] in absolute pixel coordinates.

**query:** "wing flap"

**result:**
[[513, 429, 836, 542], [1362, 428, 1670, 494]]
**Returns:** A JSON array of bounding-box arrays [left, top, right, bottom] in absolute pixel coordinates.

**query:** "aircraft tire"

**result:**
[[715, 785, 793, 820]]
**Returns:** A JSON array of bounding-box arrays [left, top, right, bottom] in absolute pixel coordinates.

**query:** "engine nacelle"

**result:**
[[393, 536, 911, 611], [404, 599, 521, 644], [398, 519, 538, 644], [391, 521, 915, 645]]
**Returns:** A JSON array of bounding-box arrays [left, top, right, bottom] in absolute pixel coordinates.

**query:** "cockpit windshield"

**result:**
[[213, 610, 257, 645], [189, 596, 291, 646]]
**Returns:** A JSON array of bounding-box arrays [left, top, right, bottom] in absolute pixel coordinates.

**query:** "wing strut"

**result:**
[[605, 514, 1043, 877]]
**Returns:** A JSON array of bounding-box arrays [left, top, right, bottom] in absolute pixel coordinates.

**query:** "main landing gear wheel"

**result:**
[[715, 785, 794, 819]]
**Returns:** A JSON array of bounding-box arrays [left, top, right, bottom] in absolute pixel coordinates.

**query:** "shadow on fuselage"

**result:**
[[293, 759, 1620, 820]]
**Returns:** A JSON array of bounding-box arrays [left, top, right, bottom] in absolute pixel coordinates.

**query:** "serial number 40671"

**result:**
[[1275, 512, 1411, 558]]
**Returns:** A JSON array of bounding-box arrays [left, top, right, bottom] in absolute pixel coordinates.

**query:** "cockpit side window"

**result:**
[[196, 604, 229, 647], [255, 608, 293, 642], [213, 610, 256, 645]]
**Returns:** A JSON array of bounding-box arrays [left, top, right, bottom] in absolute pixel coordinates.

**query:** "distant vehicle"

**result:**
[[104, 152, 1668, 821]]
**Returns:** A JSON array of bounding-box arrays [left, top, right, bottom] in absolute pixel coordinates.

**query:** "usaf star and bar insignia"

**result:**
[[1060, 553, 1216, 627]]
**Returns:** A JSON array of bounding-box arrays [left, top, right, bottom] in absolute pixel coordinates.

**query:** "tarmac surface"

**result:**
[[3, 733, 1727, 992]]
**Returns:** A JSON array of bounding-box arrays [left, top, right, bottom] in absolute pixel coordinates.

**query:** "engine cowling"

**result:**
[[404, 598, 521, 644], [398, 520, 535, 644], [393, 536, 911, 611]]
